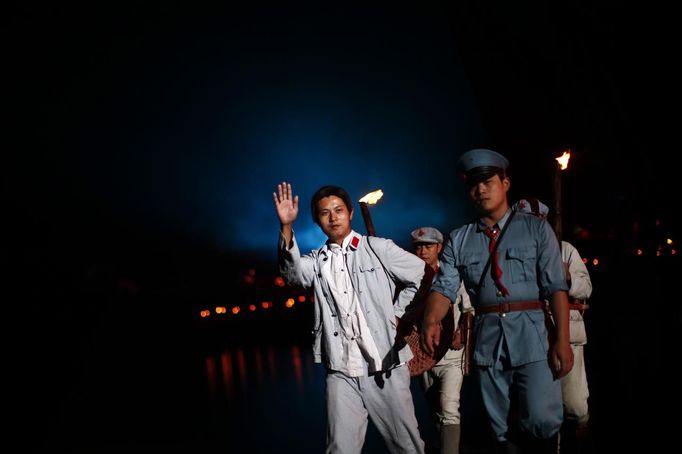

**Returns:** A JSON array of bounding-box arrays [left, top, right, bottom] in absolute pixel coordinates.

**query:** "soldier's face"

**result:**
[[414, 242, 442, 269], [316, 196, 353, 244], [468, 174, 510, 214]]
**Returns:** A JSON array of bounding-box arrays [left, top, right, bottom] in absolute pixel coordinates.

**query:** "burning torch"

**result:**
[[553, 150, 571, 249], [358, 189, 384, 237]]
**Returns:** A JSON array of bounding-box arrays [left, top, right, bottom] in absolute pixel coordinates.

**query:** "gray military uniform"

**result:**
[[279, 230, 426, 454], [431, 209, 569, 441]]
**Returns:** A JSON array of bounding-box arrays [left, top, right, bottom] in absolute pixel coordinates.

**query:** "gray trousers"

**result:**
[[325, 365, 426, 454], [477, 338, 563, 441], [561, 344, 589, 424], [422, 347, 466, 426]]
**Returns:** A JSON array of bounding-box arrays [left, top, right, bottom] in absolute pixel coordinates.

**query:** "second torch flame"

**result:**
[[359, 189, 384, 237], [359, 189, 384, 205], [555, 150, 571, 170]]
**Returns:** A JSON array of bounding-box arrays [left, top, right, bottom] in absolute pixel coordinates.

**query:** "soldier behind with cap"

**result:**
[[419, 148, 573, 454], [411, 226, 473, 454], [514, 198, 593, 454]]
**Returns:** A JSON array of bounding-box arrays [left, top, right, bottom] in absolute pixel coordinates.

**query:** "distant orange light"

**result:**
[[592, 258, 599, 266], [359, 189, 384, 205], [581, 258, 587, 264], [232, 306, 241, 314], [249, 304, 256, 312], [656, 250, 662, 257], [261, 301, 272, 309], [555, 150, 571, 170], [215, 306, 227, 314], [636, 249, 643, 256], [297, 295, 306, 302], [285, 298, 295, 308], [200, 310, 211, 318], [274, 276, 285, 287], [667, 238, 673, 245]]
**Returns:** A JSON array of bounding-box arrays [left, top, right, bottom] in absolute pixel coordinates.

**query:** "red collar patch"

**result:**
[[349, 235, 360, 250]]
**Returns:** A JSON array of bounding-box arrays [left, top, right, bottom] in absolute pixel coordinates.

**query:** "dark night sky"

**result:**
[[7, 3, 679, 450], [6, 2, 675, 296]]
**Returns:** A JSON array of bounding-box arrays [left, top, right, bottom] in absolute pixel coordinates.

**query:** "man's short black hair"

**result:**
[[311, 185, 353, 225]]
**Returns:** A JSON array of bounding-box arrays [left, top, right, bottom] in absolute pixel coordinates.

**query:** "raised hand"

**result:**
[[273, 181, 299, 226]]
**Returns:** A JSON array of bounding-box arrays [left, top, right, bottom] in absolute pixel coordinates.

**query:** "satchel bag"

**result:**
[[400, 303, 455, 376]]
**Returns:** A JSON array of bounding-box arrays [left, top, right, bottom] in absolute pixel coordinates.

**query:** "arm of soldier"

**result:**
[[420, 290, 452, 356], [278, 233, 316, 287], [536, 222, 573, 377], [563, 241, 593, 300], [274, 182, 315, 287], [548, 290, 574, 378], [273, 181, 298, 247], [376, 238, 426, 318], [421, 235, 461, 355]]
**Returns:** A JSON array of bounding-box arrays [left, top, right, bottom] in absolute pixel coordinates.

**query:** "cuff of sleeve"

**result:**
[[279, 230, 296, 250], [544, 281, 570, 298]]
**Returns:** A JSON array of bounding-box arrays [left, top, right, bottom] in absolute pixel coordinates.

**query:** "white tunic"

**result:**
[[322, 234, 383, 376]]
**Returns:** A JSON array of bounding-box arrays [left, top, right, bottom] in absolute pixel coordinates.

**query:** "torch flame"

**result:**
[[555, 150, 571, 170], [359, 189, 384, 205]]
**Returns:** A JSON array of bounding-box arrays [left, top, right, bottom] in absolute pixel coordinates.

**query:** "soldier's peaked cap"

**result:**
[[457, 148, 509, 186]]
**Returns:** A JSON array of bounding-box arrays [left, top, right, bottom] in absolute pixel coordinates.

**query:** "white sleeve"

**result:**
[[562, 241, 592, 300]]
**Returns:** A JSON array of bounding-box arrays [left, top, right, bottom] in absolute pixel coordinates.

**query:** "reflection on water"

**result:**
[[291, 344, 304, 394], [204, 343, 321, 404], [201, 341, 446, 453], [200, 341, 330, 452]]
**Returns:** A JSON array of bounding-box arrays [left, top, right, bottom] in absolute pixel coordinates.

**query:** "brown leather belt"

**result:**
[[477, 300, 545, 315], [569, 299, 589, 311]]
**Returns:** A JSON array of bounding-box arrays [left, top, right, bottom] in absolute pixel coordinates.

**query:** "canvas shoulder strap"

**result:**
[[476, 209, 516, 291]]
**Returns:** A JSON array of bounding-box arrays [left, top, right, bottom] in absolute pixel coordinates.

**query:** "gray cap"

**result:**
[[457, 148, 509, 186], [411, 227, 443, 244], [514, 198, 549, 218]]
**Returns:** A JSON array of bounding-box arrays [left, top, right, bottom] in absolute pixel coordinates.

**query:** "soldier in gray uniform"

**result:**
[[273, 182, 426, 454], [419, 149, 574, 454]]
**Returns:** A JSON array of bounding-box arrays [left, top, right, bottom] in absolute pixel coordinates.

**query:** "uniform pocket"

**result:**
[[505, 246, 536, 283], [358, 263, 383, 288], [358, 264, 382, 273], [461, 252, 484, 283]]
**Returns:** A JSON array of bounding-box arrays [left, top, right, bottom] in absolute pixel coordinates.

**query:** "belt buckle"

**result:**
[[499, 303, 510, 318]]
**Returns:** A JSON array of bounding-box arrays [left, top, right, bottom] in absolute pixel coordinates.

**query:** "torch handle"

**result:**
[[359, 202, 376, 237], [552, 164, 563, 251]]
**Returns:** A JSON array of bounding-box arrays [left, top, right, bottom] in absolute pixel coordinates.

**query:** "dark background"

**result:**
[[6, 1, 678, 451]]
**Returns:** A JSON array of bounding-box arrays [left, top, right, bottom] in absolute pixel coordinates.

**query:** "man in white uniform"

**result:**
[[274, 182, 427, 454]]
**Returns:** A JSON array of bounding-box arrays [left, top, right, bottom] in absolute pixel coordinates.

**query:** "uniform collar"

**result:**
[[321, 230, 361, 256], [476, 208, 513, 232]]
